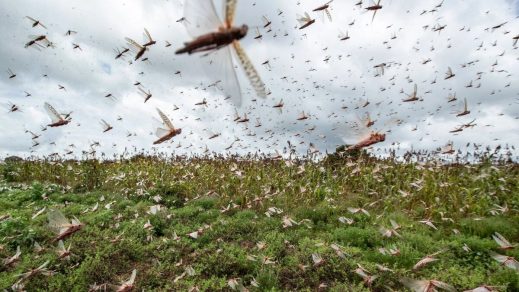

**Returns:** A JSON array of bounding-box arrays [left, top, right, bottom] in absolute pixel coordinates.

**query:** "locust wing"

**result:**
[[138, 87, 148, 96], [205, 46, 242, 106], [125, 37, 144, 53], [156, 108, 174, 130], [144, 28, 153, 43], [441, 143, 454, 153], [354, 267, 370, 280], [123, 269, 137, 286], [100, 119, 109, 128], [26, 16, 47, 29], [44, 102, 62, 123], [71, 217, 81, 225], [400, 278, 429, 292], [184, 0, 223, 37], [232, 41, 267, 99], [36, 260, 50, 271], [297, 13, 312, 26], [446, 66, 453, 76], [432, 281, 456, 292], [47, 210, 70, 233], [492, 232, 511, 248], [57, 240, 66, 251], [492, 253, 519, 270], [356, 112, 372, 128], [155, 128, 170, 139], [262, 16, 270, 27], [338, 117, 371, 145], [224, 0, 238, 28], [326, 9, 332, 22], [26, 16, 37, 22]]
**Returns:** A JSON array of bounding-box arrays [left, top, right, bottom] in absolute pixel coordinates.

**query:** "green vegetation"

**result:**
[[0, 157, 518, 291]]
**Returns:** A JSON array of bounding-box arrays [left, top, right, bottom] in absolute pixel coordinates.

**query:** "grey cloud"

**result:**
[[0, 0, 518, 159]]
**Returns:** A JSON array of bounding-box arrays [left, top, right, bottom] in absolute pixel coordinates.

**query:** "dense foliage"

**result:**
[[0, 157, 518, 291]]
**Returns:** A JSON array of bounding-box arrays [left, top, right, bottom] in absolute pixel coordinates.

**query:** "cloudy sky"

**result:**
[[0, 0, 518, 159]]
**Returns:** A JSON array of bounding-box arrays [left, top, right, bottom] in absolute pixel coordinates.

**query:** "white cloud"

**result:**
[[0, 0, 518, 159]]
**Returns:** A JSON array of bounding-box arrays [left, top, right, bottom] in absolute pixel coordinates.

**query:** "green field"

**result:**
[[1, 157, 518, 291]]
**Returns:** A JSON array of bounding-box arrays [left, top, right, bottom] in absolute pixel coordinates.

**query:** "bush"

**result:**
[[149, 183, 190, 208]]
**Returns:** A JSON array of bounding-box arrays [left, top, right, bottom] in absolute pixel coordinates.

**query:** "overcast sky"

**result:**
[[0, 0, 518, 159]]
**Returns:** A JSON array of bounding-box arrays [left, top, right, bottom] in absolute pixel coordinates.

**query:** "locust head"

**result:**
[[232, 25, 248, 40], [371, 132, 386, 143]]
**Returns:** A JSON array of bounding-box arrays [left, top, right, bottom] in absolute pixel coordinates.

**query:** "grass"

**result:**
[[0, 156, 518, 291]]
